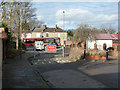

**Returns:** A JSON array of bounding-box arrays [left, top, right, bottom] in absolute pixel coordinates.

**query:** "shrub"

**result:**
[[107, 47, 114, 51], [74, 57, 78, 60], [10, 41, 16, 49], [87, 50, 106, 56], [69, 47, 84, 60], [10, 41, 26, 50], [22, 43, 26, 50]]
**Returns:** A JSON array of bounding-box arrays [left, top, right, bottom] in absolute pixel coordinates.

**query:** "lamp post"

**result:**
[[63, 10, 65, 30], [62, 11, 65, 57]]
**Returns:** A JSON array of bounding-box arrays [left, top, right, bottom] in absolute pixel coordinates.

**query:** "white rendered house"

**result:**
[[86, 34, 117, 50]]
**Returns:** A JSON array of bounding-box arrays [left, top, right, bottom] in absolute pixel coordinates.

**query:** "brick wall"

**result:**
[[0, 39, 2, 90]]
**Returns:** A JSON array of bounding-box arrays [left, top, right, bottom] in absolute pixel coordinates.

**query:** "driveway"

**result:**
[[78, 56, 118, 88]]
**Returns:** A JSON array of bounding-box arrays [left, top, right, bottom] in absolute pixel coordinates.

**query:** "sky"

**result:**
[[31, 2, 118, 31], [5, 1, 117, 32]]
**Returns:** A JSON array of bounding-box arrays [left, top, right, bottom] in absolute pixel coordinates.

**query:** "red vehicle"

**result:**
[[23, 37, 61, 48]]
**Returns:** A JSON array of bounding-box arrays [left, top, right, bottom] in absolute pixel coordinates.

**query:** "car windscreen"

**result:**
[[24, 39, 34, 43]]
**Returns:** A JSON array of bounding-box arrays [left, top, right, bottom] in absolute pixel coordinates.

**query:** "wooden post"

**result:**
[[34, 42, 36, 58], [71, 42, 73, 48], [75, 42, 78, 47]]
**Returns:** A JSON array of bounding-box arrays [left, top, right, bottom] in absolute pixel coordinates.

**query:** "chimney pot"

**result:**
[[55, 24, 58, 29]]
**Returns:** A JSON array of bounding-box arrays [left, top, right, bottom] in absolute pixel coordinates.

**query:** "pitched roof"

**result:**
[[33, 28, 43, 32], [111, 34, 120, 39], [65, 41, 72, 45], [94, 34, 117, 40], [33, 27, 67, 32]]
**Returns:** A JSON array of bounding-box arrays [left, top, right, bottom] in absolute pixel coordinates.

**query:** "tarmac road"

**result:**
[[29, 47, 118, 88]]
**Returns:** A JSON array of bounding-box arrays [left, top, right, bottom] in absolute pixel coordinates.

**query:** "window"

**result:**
[[40, 35, 43, 37], [24, 39, 34, 43], [44, 38, 54, 43], [55, 38, 60, 43], [46, 32, 49, 37], [36, 33, 40, 37], [58, 33, 60, 37]]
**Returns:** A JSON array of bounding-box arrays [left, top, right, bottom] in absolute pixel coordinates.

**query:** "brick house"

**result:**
[[21, 30, 32, 39], [32, 25, 67, 45]]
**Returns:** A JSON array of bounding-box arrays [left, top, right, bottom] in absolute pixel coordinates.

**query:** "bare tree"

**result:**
[[73, 24, 116, 44], [100, 26, 116, 34], [73, 24, 96, 43], [1, 1, 39, 50]]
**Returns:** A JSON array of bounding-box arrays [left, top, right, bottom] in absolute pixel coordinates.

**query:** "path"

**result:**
[[2, 51, 49, 88]]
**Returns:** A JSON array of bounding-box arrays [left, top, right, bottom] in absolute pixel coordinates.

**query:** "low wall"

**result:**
[[86, 55, 106, 60]]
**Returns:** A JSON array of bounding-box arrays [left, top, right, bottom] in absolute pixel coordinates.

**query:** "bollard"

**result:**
[[83, 48, 86, 59], [106, 49, 108, 60], [62, 46, 65, 57], [34, 46, 36, 58]]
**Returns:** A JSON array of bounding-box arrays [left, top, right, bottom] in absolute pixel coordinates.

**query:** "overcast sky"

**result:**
[[32, 2, 118, 31]]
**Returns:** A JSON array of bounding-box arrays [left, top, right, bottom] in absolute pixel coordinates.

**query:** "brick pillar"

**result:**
[[113, 44, 118, 56], [81, 42, 85, 49], [94, 43, 97, 50]]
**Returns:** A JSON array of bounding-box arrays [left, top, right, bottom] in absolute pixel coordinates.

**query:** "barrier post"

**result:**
[[106, 49, 108, 60], [62, 46, 64, 57], [34, 43, 36, 58]]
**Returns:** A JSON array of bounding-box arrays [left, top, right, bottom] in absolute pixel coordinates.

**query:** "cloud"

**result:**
[[31, 0, 119, 2], [56, 8, 118, 29], [36, 15, 43, 21]]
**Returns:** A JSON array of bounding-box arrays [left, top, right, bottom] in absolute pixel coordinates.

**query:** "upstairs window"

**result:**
[[46, 32, 49, 37]]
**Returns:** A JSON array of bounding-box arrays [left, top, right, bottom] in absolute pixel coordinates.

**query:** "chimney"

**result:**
[[55, 24, 58, 29], [43, 25, 47, 29]]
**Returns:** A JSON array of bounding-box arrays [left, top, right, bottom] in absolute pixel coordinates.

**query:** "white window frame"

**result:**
[[58, 33, 60, 37], [36, 33, 40, 37]]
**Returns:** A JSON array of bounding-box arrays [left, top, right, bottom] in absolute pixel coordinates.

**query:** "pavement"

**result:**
[[2, 51, 49, 88]]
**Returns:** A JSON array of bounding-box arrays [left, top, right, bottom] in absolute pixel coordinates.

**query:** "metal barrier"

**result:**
[[33, 45, 70, 58]]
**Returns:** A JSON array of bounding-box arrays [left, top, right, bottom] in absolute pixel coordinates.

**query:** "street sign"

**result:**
[[47, 45, 56, 52]]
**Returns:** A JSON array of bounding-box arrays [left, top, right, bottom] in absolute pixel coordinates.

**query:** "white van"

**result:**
[[35, 41, 44, 50]]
